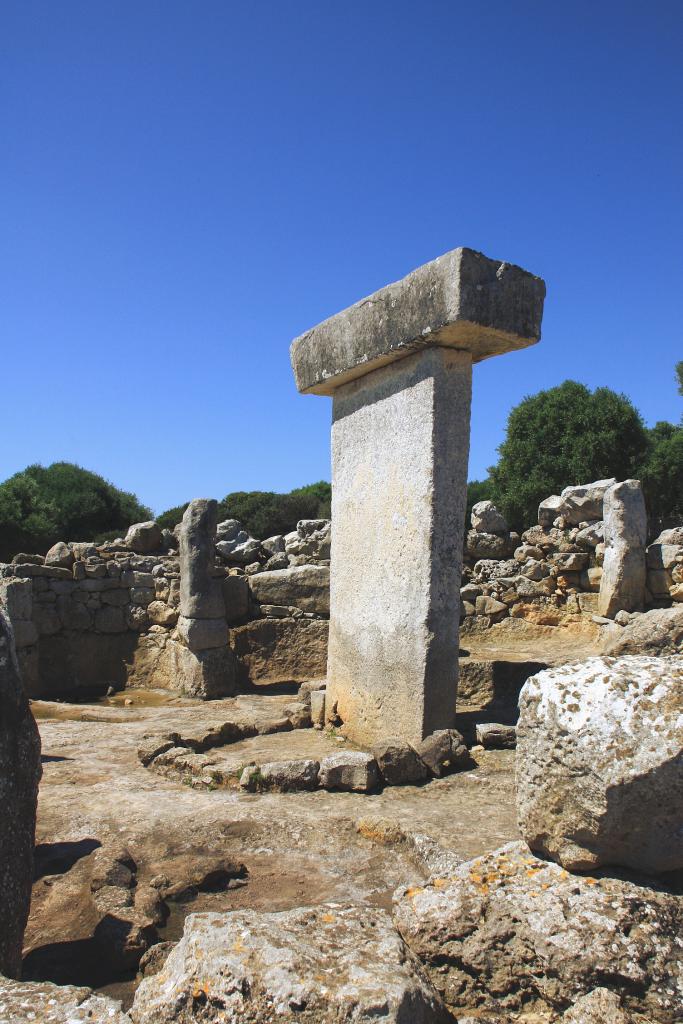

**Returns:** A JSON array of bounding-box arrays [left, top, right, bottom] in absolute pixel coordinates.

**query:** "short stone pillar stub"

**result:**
[[291, 247, 545, 746]]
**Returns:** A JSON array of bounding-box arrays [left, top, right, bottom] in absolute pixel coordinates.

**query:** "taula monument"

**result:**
[[291, 247, 546, 745]]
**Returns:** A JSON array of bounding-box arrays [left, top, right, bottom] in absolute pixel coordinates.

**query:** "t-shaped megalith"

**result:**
[[290, 248, 545, 746]]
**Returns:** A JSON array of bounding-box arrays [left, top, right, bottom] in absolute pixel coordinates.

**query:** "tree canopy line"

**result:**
[[1, 368, 681, 561]]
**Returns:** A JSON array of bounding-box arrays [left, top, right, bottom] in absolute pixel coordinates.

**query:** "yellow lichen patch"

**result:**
[[584, 877, 599, 885], [405, 886, 424, 899], [231, 938, 245, 953], [432, 878, 449, 889], [321, 913, 336, 924]]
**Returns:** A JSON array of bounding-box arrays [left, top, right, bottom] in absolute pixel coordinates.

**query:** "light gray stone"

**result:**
[[125, 521, 162, 554], [516, 655, 683, 874], [179, 498, 225, 619], [601, 607, 683, 656], [0, 609, 41, 978], [466, 530, 511, 560], [598, 480, 647, 617], [44, 540, 75, 568], [291, 247, 545, 395], [132, 904, 450, 1023], [241, 758, 320, 792], [310, 688, 326, 727], [249, 564, 330, 616], [538, 493, 564, 528], [559, 479, 616, 525], [318, 750, 380, 791], [393, 841, 683, 1021], [161, 638, 236, 699], [326, 348, 470, 745], [470, 500, 508, 535], [0, 977, 131, 1023], [176, 615, 227, 651], [575, 521, 604, 548]]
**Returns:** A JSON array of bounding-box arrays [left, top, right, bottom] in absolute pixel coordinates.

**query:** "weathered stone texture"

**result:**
[[393, 842, 683, 1021], [598, 480, 647, 617], [179, 498, 224, 619], [249, 564, 330, 616], [0, 609, 41, 978], [132, 905, 450, 1023], [291, 247, 545, 395], [0, 977, 130, 1023], [326, 348, 471, 745], [231, 617, 328, 685], [516, 655, 683, 874]]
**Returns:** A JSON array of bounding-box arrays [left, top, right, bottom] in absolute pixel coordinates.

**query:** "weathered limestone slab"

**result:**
[[0, 609, 42, 978], [291, 248, 544, 746], [179, 498, 224, 619], [327, 348, 471, 743], [291, 247, 545, 395], [598, 480, 647, 617]]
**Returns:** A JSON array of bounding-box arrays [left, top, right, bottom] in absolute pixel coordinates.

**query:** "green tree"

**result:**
[[488, 381, 650, 531], [639, 421, 683, 520], [0, 463, 151, 560], [676, 361, 683, 398]]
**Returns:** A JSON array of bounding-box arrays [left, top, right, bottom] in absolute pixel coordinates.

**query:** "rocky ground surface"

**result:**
[[25, 689, 519, 1011]]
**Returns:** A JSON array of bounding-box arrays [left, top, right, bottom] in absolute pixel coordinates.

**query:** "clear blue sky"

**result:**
[[2, 1, 682, 514]]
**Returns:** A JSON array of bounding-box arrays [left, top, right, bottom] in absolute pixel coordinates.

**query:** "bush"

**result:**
[[640, 422, 683, 520], [0, 462, 151, 561], [156, 482, 332, 539], [488, 381, 650, 531]]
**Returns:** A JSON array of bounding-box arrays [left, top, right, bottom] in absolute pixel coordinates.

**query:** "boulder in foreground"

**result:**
[[132, 904, 451, 1023], [516, 655, 683, 874], [393, 841, 683, 1021]]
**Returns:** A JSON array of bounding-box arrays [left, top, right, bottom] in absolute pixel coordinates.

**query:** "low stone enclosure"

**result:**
[[1, 477, 679, 710]]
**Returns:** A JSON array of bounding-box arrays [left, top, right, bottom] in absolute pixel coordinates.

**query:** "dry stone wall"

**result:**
[[1, 485, 679, 699], [0, 517, 331, 699], [461, 480, 681, 633]]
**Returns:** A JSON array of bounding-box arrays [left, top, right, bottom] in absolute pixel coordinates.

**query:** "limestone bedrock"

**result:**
[[290, 247, 545, 746]]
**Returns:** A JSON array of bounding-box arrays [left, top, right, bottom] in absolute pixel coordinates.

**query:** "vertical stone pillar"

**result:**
[[171, 498, 236, 698], [598, 479, 647, 618], [290, 248, 545, 746], [329, 347, 472, 742]]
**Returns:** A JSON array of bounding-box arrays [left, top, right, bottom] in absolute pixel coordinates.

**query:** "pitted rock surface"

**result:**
[[131, 904, 451, 1023], [393, 841, 683, 1021], [516, 655, 683, 873]]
